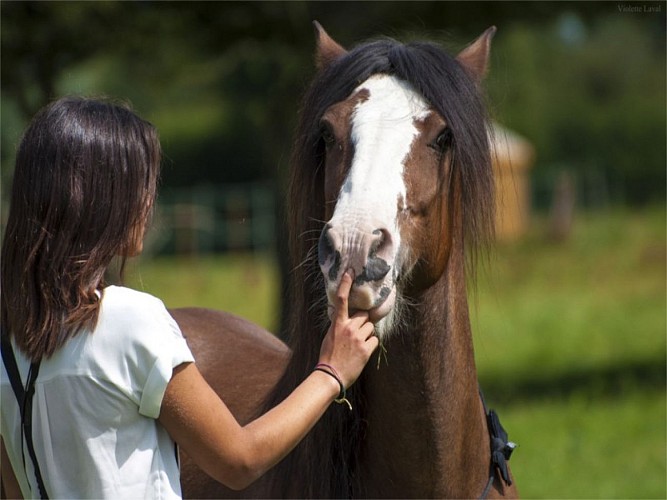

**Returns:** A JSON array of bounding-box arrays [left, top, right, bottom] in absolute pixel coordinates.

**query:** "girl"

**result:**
[[0, 96, 378, 498]]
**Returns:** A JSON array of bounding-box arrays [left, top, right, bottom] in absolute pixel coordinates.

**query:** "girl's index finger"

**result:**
[[334, 271, 354, 321]]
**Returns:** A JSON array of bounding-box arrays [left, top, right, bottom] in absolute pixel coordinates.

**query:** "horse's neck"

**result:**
[[360, 255, 491, 498]]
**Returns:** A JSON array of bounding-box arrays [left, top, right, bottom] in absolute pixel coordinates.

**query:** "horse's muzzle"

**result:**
[[318, 223, 396, 321]]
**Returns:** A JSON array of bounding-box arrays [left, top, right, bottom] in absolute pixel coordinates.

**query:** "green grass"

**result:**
[[471, 207, 666, 498], [126, 207, 666, 499], [125, 252, 281, 331], [472, 208, 666, 385], [503, 389, 666, 498]]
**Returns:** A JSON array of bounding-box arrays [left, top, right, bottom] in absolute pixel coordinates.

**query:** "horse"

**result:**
[[259, 22, 518, 498], [176, 22, 517, 499]]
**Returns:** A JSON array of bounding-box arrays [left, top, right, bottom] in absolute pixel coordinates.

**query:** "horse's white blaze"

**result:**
[[334, 75, 430, 230], [326, 74, 431, 333]]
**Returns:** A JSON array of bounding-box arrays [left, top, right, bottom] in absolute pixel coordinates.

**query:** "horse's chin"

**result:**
[[327, 284, 396, 324], [345, 286, 396, 324], [366, 286, 396, 323]]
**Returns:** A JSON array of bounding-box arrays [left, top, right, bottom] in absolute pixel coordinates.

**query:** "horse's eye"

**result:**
[[320, 124, 336, 149], [432, 128, 452, 153]]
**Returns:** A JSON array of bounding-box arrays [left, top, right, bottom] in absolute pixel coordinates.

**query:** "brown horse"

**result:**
[[177, 23, 517, 499]]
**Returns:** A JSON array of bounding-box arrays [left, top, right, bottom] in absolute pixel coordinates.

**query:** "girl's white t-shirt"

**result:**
[[1, 285, 195, 499]]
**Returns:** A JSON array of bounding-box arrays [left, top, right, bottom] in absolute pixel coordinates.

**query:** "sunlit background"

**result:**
[[2, 2, 665, 498]]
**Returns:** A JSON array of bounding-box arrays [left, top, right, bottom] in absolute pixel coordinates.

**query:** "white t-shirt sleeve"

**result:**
[[100, 287, 195, 419], [137, 310, 194, 418]]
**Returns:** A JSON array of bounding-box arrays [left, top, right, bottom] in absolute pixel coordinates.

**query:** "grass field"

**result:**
[[127, 207, 666, 499], [470, 208, 666, 499]]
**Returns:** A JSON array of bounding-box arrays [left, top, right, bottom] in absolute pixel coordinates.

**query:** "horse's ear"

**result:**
[[313, 21, 347, 70], [456, 26, 497, 82]]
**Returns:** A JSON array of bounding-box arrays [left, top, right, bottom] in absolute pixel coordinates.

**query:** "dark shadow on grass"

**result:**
[[479, 356, 666, 405]]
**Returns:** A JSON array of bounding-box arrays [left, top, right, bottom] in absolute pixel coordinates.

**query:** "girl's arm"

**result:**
[[158, 272, 377, 490]]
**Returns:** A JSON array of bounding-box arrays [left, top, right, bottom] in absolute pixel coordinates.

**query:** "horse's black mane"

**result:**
[[262, 36, 494, 498]]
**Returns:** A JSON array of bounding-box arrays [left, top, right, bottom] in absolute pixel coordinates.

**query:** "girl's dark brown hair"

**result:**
[[1, 96, 161, 361]]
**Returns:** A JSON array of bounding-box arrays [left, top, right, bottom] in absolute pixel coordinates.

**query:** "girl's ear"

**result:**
[[456, 26, 497, 83], [313, 21, 347, 70]]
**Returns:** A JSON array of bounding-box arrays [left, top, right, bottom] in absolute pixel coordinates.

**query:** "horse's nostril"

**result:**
[[318, 225, 334, 266], [351, 227, 393, 284], [370, 229, 382, 256], [318, 226, 343, 281], [370, 227, 392, 258], [319, 224, 393, 284]]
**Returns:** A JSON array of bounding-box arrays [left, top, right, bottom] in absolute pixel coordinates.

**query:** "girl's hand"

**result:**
[[159, 271, 379, 491], [318, 271, 379, 389]]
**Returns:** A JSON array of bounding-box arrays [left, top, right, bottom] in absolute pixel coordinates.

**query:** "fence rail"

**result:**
[[146, 183, 277, 256]]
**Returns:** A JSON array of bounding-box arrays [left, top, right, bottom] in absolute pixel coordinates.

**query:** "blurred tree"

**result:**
[[487, 10, 665, 206], [1, 2, 121, 116], [2, 1, 664, 203]]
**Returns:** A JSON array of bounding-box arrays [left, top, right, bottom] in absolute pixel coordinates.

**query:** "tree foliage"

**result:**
[[2, 1, 664, 205], [487, 11, 665, 204]]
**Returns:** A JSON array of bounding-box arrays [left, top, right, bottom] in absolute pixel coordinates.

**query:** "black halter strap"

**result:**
[[1, 335, 50, 499], [478, 388, 516, 499]]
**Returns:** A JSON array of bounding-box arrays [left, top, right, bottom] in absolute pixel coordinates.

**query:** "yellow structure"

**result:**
[[491, 124, 535, 242]]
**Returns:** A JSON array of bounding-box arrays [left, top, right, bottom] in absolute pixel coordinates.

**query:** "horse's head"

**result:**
[[312, 24, 496, 335]]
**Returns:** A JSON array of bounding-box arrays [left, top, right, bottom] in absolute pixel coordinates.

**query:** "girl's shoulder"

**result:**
[[101, 285, 167, 314], [98, 286, 180, 337]]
